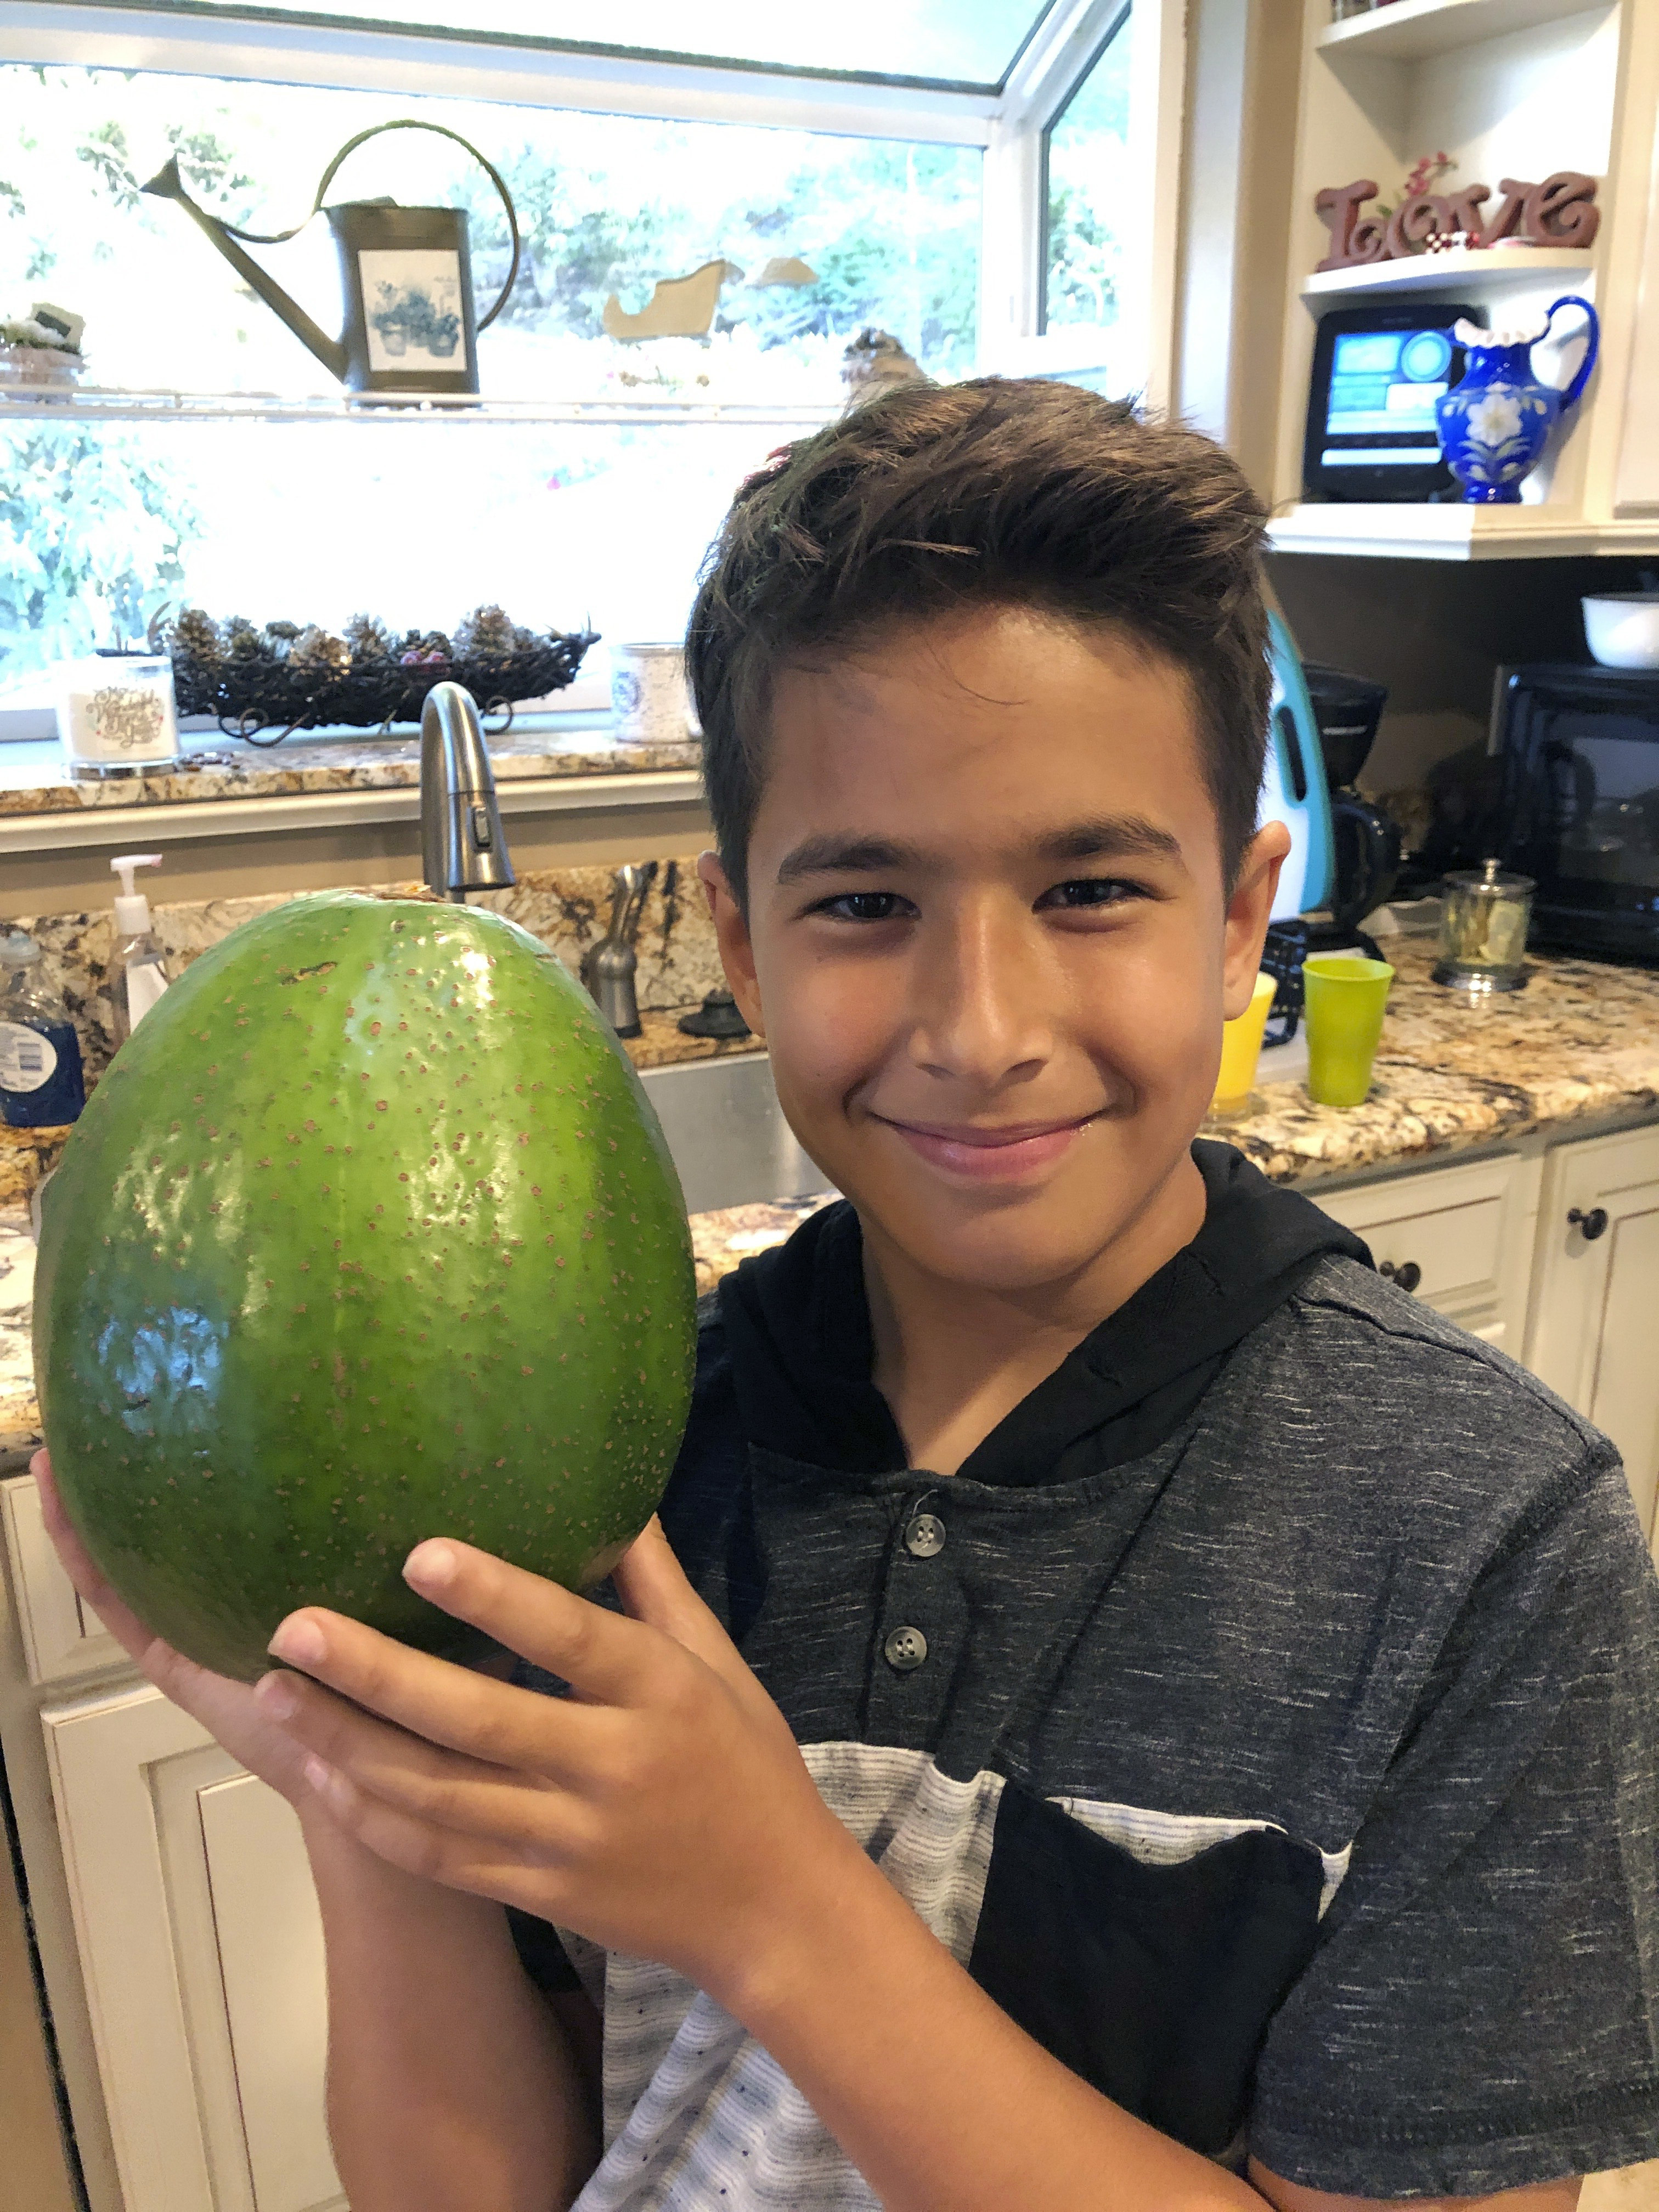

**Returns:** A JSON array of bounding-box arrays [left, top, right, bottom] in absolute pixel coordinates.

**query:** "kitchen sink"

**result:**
[[638, 1051, 835, 1216]]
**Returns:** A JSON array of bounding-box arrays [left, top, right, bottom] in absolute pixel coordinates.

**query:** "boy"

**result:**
[[39, 380, 1659, 2211]]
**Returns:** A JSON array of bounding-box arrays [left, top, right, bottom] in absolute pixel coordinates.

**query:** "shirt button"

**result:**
[[884, 1626, 928, 1672], [904, 1512, 946, 1559]]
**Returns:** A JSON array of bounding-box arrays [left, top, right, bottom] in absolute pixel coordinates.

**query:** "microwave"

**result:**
[[1497, 663, 1659, 962]]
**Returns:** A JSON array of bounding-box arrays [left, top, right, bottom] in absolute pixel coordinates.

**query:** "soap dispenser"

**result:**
[[110, 852, 171, 1046]]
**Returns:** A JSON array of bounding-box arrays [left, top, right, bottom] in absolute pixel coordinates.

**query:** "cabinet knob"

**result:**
[[1380, 1259, 1422, 1294], [1568, 1206, 1610, 1242]]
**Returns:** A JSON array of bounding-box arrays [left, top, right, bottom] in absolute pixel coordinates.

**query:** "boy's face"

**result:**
[[701, 607, 1287, 1299]]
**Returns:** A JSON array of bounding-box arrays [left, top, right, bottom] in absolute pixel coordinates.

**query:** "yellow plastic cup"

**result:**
[[1304, 955, 1395, 1108], [1211, 971, 1277, 1119]]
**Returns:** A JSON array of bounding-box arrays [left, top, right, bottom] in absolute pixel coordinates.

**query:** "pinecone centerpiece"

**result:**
[[164, 605, 596, 742]]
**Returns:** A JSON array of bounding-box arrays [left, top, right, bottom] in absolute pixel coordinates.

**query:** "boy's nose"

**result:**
[[906, 900, 1055, 1088]]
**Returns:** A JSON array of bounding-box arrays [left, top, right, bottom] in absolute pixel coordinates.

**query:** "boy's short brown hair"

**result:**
[[686, 377, 1272, 910]]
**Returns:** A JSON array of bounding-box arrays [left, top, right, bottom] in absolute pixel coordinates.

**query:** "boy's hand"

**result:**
[[251, 1520, 862, 2002]]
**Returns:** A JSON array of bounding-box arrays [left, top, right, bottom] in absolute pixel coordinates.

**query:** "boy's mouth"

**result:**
[[870, 1111, 1102, 1181]]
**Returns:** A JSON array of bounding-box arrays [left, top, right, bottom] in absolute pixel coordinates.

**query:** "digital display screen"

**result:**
[[1321, 324, 1455, 470]]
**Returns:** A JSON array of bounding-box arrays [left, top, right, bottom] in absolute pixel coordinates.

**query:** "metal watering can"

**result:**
[[141, 119, 521, 397]]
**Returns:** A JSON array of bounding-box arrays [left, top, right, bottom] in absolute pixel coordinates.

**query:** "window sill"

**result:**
[[0, 384, 837, 428], [0, 714, 704, 855]]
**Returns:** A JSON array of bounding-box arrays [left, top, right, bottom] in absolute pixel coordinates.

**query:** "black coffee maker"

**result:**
[[1301, 664, 1402, 957]]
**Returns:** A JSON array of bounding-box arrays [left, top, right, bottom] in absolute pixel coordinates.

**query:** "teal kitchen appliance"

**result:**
[[1263, 611, 1335, 921]]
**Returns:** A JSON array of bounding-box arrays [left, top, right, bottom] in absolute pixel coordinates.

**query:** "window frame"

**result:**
[[0, 0, 1182, 387], [979, 0, 1185, 405], [1036, 0, 1132, 338], [0, 0, 1184, 732], [0, 1, 1006, 143]]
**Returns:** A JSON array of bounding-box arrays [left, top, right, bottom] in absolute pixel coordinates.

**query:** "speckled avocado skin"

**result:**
[[33, 893, 697, 1681]]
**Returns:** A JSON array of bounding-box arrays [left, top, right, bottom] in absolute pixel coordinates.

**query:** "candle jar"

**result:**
[[1433, 858, 1534, 992], [58, 653, 182, 776]]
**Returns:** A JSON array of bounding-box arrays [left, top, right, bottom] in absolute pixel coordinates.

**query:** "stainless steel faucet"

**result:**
[[420, 681, 514, 902], [583, 861, 656, 1037]]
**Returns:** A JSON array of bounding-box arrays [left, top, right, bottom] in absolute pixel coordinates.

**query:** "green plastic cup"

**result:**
[[1303, 955, 1395, 1108]]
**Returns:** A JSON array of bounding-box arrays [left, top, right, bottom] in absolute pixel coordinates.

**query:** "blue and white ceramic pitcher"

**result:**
[[1435, 295, 1599, 504]]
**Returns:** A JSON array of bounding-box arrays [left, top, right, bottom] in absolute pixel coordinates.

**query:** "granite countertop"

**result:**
[[0, 1203, 33, 1460], [625, 1011, 761, 1073], [0, 720, 701, 820], [5, 940, 1658, 1466], [1205, 939, 1659, 1182]]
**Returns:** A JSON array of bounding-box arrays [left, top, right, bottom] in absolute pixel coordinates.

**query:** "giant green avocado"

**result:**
[[34, 893, 697, 1681]]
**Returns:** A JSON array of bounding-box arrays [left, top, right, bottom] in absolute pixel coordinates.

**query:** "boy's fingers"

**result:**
[[266, 1597, 621, 1773], [32, 1449, 80, 1558], [256, 1668, 576, 1846], [611, 1519, 758, 1697], [303, 1760, 552, 1912], [32, 1451, 109, 1603], [397, 1537, 656, 1702], [30, 1449, 155, 1666]]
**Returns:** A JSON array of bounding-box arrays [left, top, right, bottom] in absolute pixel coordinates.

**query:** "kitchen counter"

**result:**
[[625, 1011, 761, 1072], [0, 720, 700, 821], [5, 940, 1658, 1466], [1, 1200, 36, 1460], [1209, 939, 1659, 1183]]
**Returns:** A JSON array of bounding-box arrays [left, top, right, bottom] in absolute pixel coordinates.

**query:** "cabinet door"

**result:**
[[42, 1681, 344, 2212], [1, 1472, 122, 1684], [1309, 1152, 1538, 1348], [1526, 1126, 1659, 1557]]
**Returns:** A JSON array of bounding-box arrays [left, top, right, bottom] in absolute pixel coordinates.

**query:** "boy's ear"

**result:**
[[695, 850, 766, 1040], [1222, 822, 1291, 1021]]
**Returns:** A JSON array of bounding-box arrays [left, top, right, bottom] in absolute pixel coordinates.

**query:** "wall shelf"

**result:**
[[1266, 0, 1649, 560], [1301, 246, 1596, 302], [1318, 0, 1615, 66], [1267, 500, 1659, 561], [0, 386, 833, 430]]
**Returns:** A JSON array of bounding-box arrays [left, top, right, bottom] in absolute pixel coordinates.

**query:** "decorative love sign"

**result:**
[[1315, 171, 1599, 272]]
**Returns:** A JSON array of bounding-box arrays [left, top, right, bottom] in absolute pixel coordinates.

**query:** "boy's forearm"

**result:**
[[723, 1834, 1271, 2212], [301, 1805, 598, 2212]]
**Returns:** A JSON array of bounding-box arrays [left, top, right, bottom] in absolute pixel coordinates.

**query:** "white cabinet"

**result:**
[[1, 1473, 122, 1684], [41, 1680, 343, 2212], [1309, 1149, 1541, 1351], [1523, 1124, 1659, 1559], [1614, 2, 1659, 519], [1311, 1132, 1659, 1555]]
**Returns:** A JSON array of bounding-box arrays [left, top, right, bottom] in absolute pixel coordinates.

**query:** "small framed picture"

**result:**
[[357, 249, 466, 373]]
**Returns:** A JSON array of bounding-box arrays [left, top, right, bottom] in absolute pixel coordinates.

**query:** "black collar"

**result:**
[[716, 1142, 1370, 1488]]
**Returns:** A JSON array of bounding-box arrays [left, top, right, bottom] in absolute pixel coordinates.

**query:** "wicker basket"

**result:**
[[170, 629, 597, 744]]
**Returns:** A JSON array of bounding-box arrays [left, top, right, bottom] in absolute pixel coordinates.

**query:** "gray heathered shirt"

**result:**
[[511, 1144, 1659, 2205]]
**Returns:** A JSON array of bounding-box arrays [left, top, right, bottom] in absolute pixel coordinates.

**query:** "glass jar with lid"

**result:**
[[1432, 858, 1534, 992]]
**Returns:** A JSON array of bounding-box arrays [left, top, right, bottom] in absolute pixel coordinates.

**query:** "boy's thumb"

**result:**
[[612, 1516, 756, 1696]]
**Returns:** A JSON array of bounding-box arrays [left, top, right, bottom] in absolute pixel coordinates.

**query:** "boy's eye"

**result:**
[[815, 891, 912, 923], [1036, 877, 1142, 911]]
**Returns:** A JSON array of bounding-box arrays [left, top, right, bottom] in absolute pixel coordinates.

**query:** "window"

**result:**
[[161, 0, 1054, 91], [0, 64, 980, 681], [0, 2, 1177, 712], [1041, 7, 1133, 352]]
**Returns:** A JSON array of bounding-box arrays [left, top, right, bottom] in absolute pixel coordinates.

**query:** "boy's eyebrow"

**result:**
[[1034, 816, 1186, 867], [776, 834, 916, 884], [775, 816, 1184, 885]]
